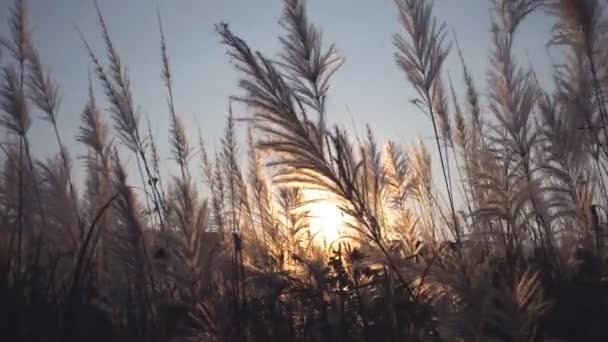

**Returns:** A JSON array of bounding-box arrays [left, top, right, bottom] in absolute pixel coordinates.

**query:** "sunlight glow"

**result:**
[[304, 190, 347, 247]]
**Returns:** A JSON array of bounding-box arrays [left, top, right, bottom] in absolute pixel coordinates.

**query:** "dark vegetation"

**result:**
[[1, 0, 608, 341]]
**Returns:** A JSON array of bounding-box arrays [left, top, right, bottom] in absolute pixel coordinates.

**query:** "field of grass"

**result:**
[[1, 0, 608, 341]]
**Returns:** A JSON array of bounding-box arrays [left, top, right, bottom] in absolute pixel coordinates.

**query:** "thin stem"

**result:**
[[426, 90, 460, 244], [451, 145, 475, 220], [14, 137, 23, 276], [135, 154, 153, 221], [586, 45, 608, 155]]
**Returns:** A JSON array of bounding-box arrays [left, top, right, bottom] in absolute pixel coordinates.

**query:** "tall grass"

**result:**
[[1, 0, 608, 341]]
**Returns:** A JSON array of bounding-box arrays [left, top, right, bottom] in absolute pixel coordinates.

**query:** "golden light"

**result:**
[[303, 190, 347, 247]]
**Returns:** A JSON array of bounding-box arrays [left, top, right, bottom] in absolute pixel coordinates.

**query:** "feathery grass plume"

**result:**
[[486, 0, 551, 254], [218, 19, 346, 216], [37, 155, 78, 242], [473, 154, 540, 260], [78, 78, 112, 195], [158, 10, 191, 179], [0, 0, 48, 276], [432, 77, 452, 147], [169, 114, 191, 177], [77, 77, 115, 281], [0, 67, 30, 136], [81, 152, 110, 283], [165, 152, 197, 250], [214, 153, 227, 227], [361, 126, 389, 233], [199, 131, 227, 235], [389, 205, 422, 259], [454, 32, 486, 216], [219, 3, 427, 312], [384, 141, 412, 210], [384, 139, 423, 248], [111, 148, 148, 272], [27, 45, 83, 238], [393, 0, 460, 244], [329, 127, 386, 241], [454, 34, 482, 138], [552, 50, 607, 231], [78, 77, 111, 159], [453, 32, 486, 219], [546, 0, 606, 52], [538, 85, 597, 247], [383, 141, 425, 256], [220, 107, 244, 236], [144, 115, 167, 213], [447, 75, 477, 221], [83, 5, 137, 152], [26, 48, 59, 123], [538, 92, 584, 169], [216, 23, 335, 193], [279, 0, 344, 144], [108, 148, 157, 338], [278, 186, 312, 260], [449, 76, 466, 152], [219, 108, 248, 315], [408, 140, 440, 241], [546, 0, 608, 181], [430, 263, 548, 341], [78, 77, 113, 219], [393, 0, 450, 107], [160, 177, 220, 339], [432, 76, 457, 219], [550, 57, 608, 248], [0, 143, 36, 273], [554, 52, 597, 143], [546, 0, 608, 107], [216, 0, 343, 199], [447, 76, 466, 159], [0, 0, 31, 73], [165, 172, 209, 284], [145, 117, 160, 178], [81, 1, 166, 231], [245, 128, 279, 268]]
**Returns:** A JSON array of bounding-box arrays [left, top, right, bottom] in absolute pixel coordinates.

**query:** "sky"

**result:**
[[0, 0, 556, 188]]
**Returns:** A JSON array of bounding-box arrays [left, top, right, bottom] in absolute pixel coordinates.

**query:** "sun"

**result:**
[[304, 190, 346, 246]]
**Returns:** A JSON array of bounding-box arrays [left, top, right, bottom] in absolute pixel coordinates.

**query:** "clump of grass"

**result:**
[[2, 0, 608, 341]]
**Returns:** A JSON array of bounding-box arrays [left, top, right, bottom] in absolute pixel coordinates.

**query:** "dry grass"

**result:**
[[1, 0, 608, 341]]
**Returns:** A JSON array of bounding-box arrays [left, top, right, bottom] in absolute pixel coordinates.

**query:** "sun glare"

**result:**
[[304, 190, 346, 246]]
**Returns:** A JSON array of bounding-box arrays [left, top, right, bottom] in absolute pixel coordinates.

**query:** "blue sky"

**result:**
[[0, 0, 555, 186]]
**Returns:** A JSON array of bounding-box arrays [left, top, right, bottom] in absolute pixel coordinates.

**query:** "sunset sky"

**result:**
[[0, 0, 555, 184]]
